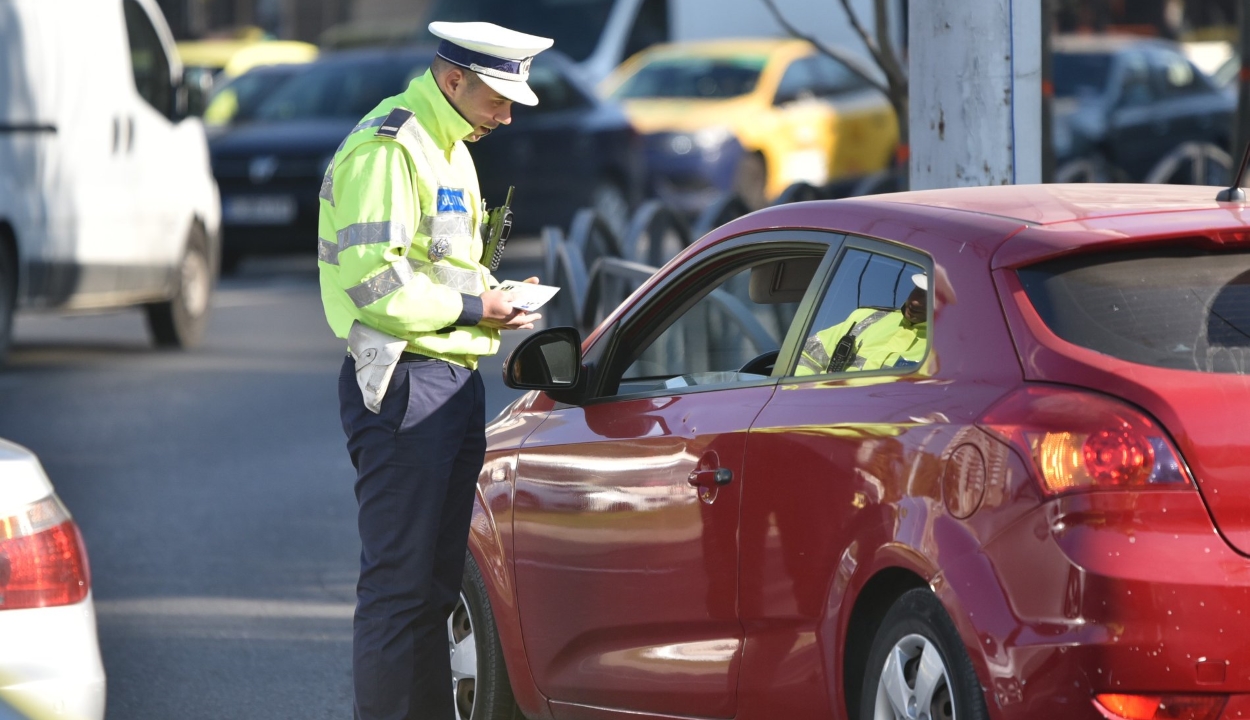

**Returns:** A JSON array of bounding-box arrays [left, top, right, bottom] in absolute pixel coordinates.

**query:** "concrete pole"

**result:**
[[909, 0, 1042, 189]]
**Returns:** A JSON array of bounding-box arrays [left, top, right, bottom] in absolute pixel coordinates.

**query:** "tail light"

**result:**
[[1094, 693, 1226, 720], [979, 386, 1192, 496], [0, 495, 90, 610]]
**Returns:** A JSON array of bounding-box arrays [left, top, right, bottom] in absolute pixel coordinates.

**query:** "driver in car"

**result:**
[[795, 273, 928, 375]]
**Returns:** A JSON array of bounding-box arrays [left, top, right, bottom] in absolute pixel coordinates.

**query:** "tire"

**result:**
[[145, 222, 215, 349], [733, 153, 768, 210], [860, 589, 989, 720], [450, 553, 521, 720], [0, 234, 15, 366]]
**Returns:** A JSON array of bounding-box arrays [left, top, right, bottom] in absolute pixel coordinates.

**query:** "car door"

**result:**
[[737, 240, 953, 717], [122, 0, 186, 279], [510, 236, 833, 718]]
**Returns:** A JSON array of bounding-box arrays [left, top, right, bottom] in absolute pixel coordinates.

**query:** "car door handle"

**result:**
[[688, 468, 733, 487]]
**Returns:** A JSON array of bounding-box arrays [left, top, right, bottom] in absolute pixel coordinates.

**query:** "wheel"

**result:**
[[449, 553, 521, 720], [738, 349, 778, 375], [733, 153, 767, 210], [591, 180, 631, 241], [0, 235, 15, 365], [145, 222, 215, 348], [860, 589, 989, 720]]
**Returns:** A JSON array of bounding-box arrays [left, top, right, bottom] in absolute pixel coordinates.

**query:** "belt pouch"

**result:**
[[347, 320, 408, 414]]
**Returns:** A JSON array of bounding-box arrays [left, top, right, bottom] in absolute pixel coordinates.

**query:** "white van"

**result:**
[[0, 0, 221, 364], [420, 0, 894, 85]]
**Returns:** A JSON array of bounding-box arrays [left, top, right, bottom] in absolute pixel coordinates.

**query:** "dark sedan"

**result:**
[[1052, 34, 1234, 182], [209, 46, 643, 270]]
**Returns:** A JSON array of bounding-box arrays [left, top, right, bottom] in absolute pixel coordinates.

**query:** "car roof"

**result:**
[[697, 183, 1250, 274], [631, 37, 811, 59], [857, 183, 1233, 226], [1051, 33, 1176, 54]]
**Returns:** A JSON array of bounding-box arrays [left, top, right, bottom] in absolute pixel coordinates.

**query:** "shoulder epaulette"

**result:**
[[375, 107, 415, 139]]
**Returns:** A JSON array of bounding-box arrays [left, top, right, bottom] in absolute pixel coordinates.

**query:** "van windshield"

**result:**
[[610, 55, 768, 99], [420, 0, 615, 62]]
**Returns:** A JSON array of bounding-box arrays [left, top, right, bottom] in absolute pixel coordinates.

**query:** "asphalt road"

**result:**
[[0, 244, 543, 719]]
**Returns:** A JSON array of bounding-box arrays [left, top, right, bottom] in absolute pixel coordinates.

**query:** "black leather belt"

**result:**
[[399, 351, 439, 363]]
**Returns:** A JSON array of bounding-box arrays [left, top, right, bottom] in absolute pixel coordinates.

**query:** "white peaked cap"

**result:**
[[911, 273, 928, 291], [429, 21, 554, 106]]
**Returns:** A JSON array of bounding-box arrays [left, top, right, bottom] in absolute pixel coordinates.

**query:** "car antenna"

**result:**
[[1216, 141, 1250, 202]]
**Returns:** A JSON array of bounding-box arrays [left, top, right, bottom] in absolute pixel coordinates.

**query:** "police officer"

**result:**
[[796, 273, 929, 375], [317, 21, 553, 720]]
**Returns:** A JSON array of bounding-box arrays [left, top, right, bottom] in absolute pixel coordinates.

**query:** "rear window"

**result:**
[[1019, 248, 1250, 375]]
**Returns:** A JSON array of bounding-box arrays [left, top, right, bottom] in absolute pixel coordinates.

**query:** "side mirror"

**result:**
[[503, 326, 584, 396]]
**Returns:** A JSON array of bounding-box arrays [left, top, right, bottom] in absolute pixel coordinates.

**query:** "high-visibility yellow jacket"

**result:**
[[318, 70, 500, 370], [796, 308, 927, 375]]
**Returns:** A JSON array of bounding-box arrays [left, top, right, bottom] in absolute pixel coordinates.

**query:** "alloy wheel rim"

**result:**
[[448, 592, 478, 719], [873, 633, 955, 720]]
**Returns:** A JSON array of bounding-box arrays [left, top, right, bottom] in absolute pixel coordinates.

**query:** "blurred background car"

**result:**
[[209, 45, 643, 271], [0, 438, 104, 720], [1051, 34, 1234, 182], [600, 38, 897, 213], [201, 63, 305, 135], [176, 26, 318, 115]]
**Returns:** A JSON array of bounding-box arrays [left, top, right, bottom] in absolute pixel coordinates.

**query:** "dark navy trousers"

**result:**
[[338, 355, 486, 720]]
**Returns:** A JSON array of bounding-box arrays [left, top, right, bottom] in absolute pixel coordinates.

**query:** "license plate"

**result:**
[[223, 195, 297, 225]]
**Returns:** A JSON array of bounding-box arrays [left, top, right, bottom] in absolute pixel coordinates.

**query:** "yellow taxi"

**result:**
[[176, 27, 317, 116], [601, 38, 898, 211]]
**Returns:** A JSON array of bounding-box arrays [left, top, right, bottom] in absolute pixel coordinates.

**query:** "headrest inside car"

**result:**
[[749, 258, 819, 304]]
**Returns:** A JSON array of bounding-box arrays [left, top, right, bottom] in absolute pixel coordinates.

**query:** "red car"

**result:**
[[451, 184, 1250, 720]]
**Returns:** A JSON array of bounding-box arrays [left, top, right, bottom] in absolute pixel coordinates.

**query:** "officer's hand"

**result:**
[[479, 288, 541, 330]]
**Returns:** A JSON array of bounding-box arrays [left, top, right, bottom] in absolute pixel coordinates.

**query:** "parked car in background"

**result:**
[[1052, 34, 1234, 182], [601, 38, 897, 212], [0, 438, 105, 720], [209, 46, 642, 270], [0, 0, 221, 365], [201, 63, 304, 136], [450, 182, 1250, 720], [176, 27, 317, 115]]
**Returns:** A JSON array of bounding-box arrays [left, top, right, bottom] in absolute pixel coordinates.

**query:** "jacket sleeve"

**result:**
[[328, 141, 482, 339]]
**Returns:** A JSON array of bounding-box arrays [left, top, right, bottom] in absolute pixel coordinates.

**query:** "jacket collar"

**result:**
[[403, 70, 474, 151]]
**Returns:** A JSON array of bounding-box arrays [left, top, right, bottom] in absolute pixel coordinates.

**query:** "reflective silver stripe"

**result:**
[[337, 221, 410, 250], [345, 261, 414, 308], [798, 336, 829, 373], [317, 238, 339, 265], [418, 213, 474, 239], [408, 258, 484, 294], [319, 163, 335, 206], [849, 310, 891, 370]]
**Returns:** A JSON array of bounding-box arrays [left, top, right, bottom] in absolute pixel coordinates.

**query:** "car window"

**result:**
[[609, 55, 767, 100], [791, 248, 929, 376], [612, 250, 826, 395], [1053, 52, 1112, 98], [254, 59, 427, 121], [123, 0, 173, 117], [774, 57, 817, 105], [810, 53, 870, 95], [1118, 52, 1154, 106], [1018, 248, 1250, 375], [203, 67, 298, 126], [1151, 50, 1206, 97]]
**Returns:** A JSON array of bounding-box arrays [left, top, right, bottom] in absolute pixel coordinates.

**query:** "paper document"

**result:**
[[496, 280, 560, 312]]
